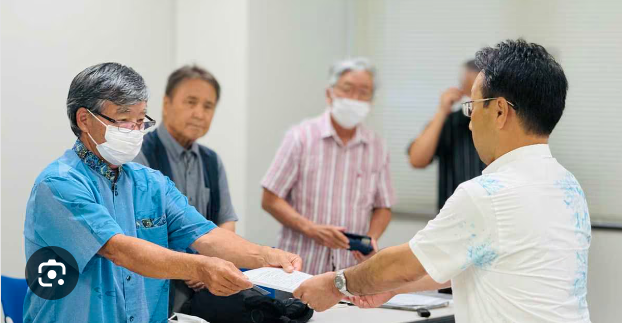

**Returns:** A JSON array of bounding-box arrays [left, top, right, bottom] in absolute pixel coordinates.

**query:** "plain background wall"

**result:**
[[174, 0, 250, 237], [0, 0, 3, 306], [1, 0, 620, 321], [520, 0, 622, 221], [243, 0, 352, 247], [1, 0, 175, 278], [351, 0, 522, 215]]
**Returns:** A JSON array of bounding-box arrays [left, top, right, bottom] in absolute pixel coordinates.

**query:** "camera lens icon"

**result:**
[[38, 259, 66, 287], [46, 269, 64, 285], [26, 246, 79, 300]]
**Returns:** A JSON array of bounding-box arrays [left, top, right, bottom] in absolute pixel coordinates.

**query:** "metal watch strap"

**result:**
[[336, 269, 354, 297]]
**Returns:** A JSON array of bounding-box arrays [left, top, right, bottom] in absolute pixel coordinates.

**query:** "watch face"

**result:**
[[335, 275, 345, 289]]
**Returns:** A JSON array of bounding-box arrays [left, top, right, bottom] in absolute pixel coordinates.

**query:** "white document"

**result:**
[[243, 267, 313, 293], [384, 293, 449, 307], [168, 313, 208, 323]]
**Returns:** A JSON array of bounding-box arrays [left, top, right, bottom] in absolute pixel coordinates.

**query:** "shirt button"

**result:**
[[129, 316, 134, 322], [126, 275, 131, 281]]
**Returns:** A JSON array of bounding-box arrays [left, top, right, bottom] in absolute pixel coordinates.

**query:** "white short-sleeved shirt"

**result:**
[[410, 144, 591, 323]]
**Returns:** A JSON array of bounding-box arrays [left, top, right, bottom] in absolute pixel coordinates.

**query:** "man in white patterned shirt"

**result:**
[[294, 39, 591, 323]]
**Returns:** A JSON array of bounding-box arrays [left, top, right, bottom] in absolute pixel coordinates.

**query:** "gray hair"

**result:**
[[328, 57, 376, 89], [66, 62, 149, 137]]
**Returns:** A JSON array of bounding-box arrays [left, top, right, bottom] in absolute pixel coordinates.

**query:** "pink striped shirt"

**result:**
[[262, 111, 395, 275]]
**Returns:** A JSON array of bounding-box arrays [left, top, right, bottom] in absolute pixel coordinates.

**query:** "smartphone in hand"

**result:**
[[344, 232, 374, 255]]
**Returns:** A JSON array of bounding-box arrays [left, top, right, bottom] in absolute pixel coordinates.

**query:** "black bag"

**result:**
[[190, 287, 314, 323]]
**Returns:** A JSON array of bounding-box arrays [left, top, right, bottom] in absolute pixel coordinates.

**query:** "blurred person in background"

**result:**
[[261, 57, 395, 275], [407, 60, 485, 212]]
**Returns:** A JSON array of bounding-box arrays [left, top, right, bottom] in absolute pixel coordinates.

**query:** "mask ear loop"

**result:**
[[87, 132, 101, 146], [85, 109, 107, 146], [329, 88, 340, 107]]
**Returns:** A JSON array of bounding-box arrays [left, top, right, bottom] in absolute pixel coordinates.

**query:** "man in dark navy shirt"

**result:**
[[408, 60, 485, 211]]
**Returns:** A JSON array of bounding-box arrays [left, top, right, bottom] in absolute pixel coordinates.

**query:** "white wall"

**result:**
[[0, 0, 176, 277], [0, 0, 3, 305], [519, 0, 622, 221], [174, 0, 250, 237], [243, 0, 352, 246], [585, 229, 622, 322]]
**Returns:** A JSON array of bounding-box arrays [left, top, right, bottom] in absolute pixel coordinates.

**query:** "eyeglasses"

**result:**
[[92, 110, 156, 133], [461, 98, 516, 117], [333, 84, 373, 101]]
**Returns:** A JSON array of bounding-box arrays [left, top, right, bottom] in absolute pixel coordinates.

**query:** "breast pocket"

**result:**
[[135, 213, 168, 248], [356, 170, 379, 210]]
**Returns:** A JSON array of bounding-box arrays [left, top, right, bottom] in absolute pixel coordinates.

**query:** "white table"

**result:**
[[311, 303, 455, 323]]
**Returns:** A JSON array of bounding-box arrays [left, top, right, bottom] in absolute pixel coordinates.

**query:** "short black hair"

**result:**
[[464, 59, 480, 72], [165, 65, 221, 103], [475, 39, 568, 136]]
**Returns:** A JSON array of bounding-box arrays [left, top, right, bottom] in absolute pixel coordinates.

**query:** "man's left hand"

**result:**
[[352, 238, 378, 263], [347, 291, 395, 308], [263, 247, 303, 273], [293, 272, 344, 312]]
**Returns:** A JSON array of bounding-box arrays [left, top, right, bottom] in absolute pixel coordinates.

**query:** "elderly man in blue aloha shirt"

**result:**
[[23, 62, 302, 323]]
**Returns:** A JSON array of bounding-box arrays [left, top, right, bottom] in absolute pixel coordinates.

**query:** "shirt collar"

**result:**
[[72, 139, 119, 182], [320, 110, 370, 146], [157, 124, 200, 162], [482, 144, 552, 174]]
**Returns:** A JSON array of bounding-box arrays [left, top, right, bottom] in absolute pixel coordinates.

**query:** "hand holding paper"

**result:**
[[261, 247, 303, 273], [293, 272, 345, 312], [243, 267, 312, 293]]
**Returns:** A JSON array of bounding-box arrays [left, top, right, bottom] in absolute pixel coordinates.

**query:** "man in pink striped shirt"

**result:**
[[261, 58, 395, 275]]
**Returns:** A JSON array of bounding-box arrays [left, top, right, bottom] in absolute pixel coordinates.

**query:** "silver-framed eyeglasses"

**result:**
[[462, 98, 516, 117]]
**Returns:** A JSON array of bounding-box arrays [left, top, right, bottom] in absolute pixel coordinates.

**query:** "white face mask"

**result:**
[[87, 110, 144, 166], [330, 95, 371, 129]]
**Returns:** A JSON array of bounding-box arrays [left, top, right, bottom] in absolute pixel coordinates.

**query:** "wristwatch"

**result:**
[[334, 269, 354, 297]]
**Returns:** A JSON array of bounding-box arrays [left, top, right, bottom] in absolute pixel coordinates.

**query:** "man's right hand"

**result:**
[[306, 224, 350, 249], [197, 256, 253, 296], [439, 87, 464, 115]]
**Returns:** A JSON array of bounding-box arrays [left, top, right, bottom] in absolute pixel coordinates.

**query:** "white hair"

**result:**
[[327, 57, 376, 89]]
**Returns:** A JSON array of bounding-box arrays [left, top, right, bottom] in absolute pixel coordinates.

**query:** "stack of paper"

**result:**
[[243, 267, 313, 293]]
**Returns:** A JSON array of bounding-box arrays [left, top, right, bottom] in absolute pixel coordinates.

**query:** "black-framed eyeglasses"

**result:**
[[91, 110, 156, 133], [461, 98, 516, 118]]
